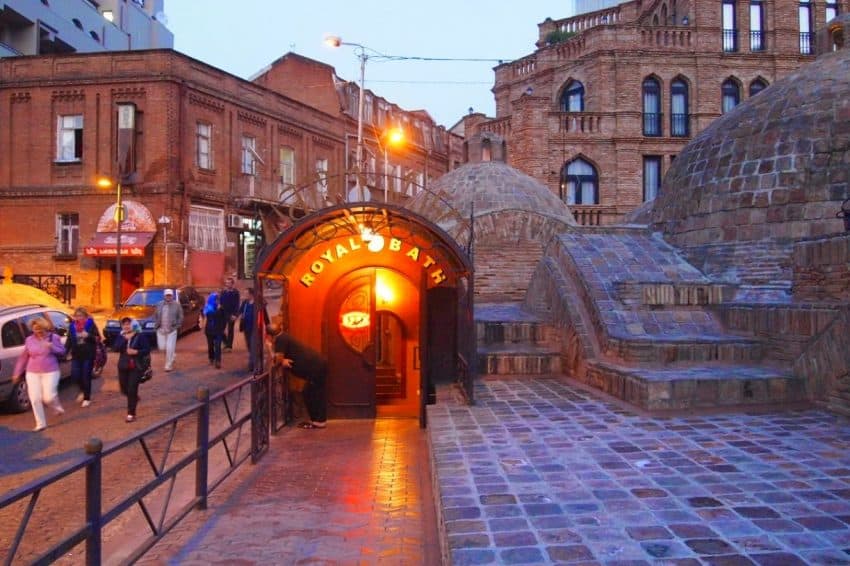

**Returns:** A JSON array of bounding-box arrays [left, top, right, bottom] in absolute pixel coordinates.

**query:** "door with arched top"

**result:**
[[326, 269, 377, 418]]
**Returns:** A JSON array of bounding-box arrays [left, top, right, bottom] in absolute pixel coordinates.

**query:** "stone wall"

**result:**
[[793, 309, 850, 415], [792, 234, 850, 301]]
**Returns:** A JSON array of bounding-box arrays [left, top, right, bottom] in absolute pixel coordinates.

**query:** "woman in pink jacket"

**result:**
[[13, 317, 66, 431]]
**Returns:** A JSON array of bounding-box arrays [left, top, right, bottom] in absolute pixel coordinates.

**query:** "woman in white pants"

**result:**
[[13, 318, 66, 431]]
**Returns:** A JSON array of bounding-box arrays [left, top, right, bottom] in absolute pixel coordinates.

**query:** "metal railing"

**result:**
[[799, 32, 814, 54], [750, 30, 766, 51], [12, 274, 74, 304], [0, 371, 273, 565], [722, 29, 738, 52], [643, 112, 662, 136], [670, 113, 690, 137]]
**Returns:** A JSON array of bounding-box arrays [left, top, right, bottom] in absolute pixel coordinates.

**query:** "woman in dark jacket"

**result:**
[[113, 317, 150, 423], [202, 292, 227, 369], [65, 307, 101, 407]]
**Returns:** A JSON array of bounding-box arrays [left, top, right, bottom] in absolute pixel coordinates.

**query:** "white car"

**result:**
[[0, 305, 72, 412]]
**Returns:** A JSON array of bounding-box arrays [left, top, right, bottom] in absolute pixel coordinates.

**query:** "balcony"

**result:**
[[749, 30, 766, 52], [557, 112, 606, 135], [570, 205, 619, 226], [670, 114, 690, 138], [722, 29, 738, 52], [643, 113, 662, 137], [799, 32, 814, 54]]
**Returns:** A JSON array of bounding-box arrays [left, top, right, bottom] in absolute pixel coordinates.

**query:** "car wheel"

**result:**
[[8, 380, 31, 413]]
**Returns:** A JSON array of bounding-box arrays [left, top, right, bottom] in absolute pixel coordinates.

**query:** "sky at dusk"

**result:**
[[164, 1, 576, 128]]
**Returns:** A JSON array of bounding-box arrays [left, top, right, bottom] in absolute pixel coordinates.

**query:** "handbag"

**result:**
[[130, 335, 153, 383], [93, 336, 108, 376]]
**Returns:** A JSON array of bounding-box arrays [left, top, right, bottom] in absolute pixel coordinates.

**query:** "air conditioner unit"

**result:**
[[226, 214, 243, 229]]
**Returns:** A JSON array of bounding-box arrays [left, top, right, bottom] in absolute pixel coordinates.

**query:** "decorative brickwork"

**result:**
[[792, 234, 850, 301]]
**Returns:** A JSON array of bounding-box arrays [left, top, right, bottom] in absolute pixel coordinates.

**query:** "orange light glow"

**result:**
[[341, 311, 370, 329], [376, 278, 394, 305], [386, 127, 404, 147]]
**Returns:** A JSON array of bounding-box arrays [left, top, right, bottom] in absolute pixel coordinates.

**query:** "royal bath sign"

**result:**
[[299, 235, 447, 288]]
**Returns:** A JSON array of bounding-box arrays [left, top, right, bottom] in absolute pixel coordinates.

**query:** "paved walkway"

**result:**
[[429, 378, 850, 565], [130, 376, 850, 565], [140, 418, 441, 565]]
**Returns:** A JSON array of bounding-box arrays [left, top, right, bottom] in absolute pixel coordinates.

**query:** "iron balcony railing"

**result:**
[[750, 30, 766, 51], [799, 32, 814, 54], [643, 112, 662, 136], [670, 113, 690, 137], [722, 29, 738, 52]]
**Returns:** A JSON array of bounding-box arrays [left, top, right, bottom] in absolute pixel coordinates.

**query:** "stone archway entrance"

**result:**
[[254, 203, 473, 426]]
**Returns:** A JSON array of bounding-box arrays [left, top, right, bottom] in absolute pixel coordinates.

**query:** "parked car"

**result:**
[[0, 304, 72, 412], [103, 286, 204, 348]]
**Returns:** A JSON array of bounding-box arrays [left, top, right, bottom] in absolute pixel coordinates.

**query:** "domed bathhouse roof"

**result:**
[[407, 132, 575, 302], [650, 30, 850, 290]]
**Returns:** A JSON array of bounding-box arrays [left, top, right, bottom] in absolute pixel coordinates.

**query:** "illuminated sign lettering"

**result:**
[[300, 236, 446, 288]]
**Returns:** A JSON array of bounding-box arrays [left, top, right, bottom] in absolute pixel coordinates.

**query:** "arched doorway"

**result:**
[[254, 204, 473, 427]]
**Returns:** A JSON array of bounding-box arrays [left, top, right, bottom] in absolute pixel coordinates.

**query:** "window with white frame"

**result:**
[[315, 158, 328, 197], [196, 122, 212, 169], [826, 0, 839, 22], [799, 1, 813, 54], [363, 94, 373, 124], [406, 169, 415, 196], [55, 213, 79, 256], [188, 206, 225, 252], [643, 156, 662, 202], [56, 115, 83, 162], [241, 135, 256, 175], [279, 146, 295, 185]]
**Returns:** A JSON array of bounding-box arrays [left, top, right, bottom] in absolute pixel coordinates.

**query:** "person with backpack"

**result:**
[[114, 317, 151, 423], [65, 307, 101, 408]]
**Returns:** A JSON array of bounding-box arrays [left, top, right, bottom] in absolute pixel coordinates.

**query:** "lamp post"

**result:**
[[325, 35, 371, 201], [97, 176, 124, 306], [381, 126, 405, 202], [158, 215, 172, 283]]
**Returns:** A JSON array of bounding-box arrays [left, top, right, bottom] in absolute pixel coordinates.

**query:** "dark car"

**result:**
[[0, 305, 72, 412], [103, 286, 203, 347]]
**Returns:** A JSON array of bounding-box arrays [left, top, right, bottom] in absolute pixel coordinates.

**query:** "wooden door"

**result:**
[[326, 270, 377, 418]]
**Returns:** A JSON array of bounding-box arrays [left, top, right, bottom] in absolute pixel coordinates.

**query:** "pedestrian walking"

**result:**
[[65, 306, 101, 407], [13, 318, 66, 432], [238, 288, 269, 372], [114, 317, 151, 423], [202, 293, 226, 368], [154, 288, 183, 372], [273, 330, 328, 429], [219, 277, 240, 350]]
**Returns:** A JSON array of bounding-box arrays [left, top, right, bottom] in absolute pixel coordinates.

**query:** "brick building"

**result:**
[[465, 0, 848, 224], [0, 49, 457, 307]]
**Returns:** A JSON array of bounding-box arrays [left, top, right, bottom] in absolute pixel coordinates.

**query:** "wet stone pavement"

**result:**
[[427, 378, 850, 565]]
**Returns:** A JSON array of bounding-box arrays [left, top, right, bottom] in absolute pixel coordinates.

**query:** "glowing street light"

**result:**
[[381, 126, 405, 202], [96, 175, 125, 306]]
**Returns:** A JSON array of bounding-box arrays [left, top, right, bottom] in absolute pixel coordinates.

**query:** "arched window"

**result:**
[[670, 78, 689, 137], [560, 80, 585, 112], [561, 158, 599, 205], [749, 78, 768, 96], [722, 79, 741, 113], [642, 77, 661, 136]]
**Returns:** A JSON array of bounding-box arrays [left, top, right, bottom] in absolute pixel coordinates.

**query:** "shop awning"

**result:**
[[83, 232, 155, 257]]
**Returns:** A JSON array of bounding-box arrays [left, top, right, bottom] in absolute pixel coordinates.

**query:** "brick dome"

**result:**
[[651, 48, 850, 249], [407, 133, 575, 301]]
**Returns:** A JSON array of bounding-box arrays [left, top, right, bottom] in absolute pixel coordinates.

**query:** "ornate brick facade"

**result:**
[[466, 0, 849, 225], [0, 50, 457, 307]]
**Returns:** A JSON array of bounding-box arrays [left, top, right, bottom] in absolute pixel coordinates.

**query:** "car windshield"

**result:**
[[125, 290, 165, 306]]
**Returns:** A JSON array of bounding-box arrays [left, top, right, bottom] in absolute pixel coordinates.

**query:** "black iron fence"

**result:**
[[0, 370, 279, 565], [12, 274, 74, 304]]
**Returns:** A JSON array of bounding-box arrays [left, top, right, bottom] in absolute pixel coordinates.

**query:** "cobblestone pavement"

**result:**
[[138, 418, 441, 565], [428, 378, 850, 565]]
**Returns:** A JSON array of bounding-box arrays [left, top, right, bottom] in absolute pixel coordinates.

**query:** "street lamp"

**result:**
[[325, 34, 370, 202], [381, 126, 405, 202], [158, 215, 172, 283], [96, 176, 124, 306]]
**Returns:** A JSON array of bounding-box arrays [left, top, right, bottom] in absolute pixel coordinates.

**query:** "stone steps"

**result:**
[[584, 360, 806, 411], [605, 334, 764, 364], [475, 302, 561, 376]]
